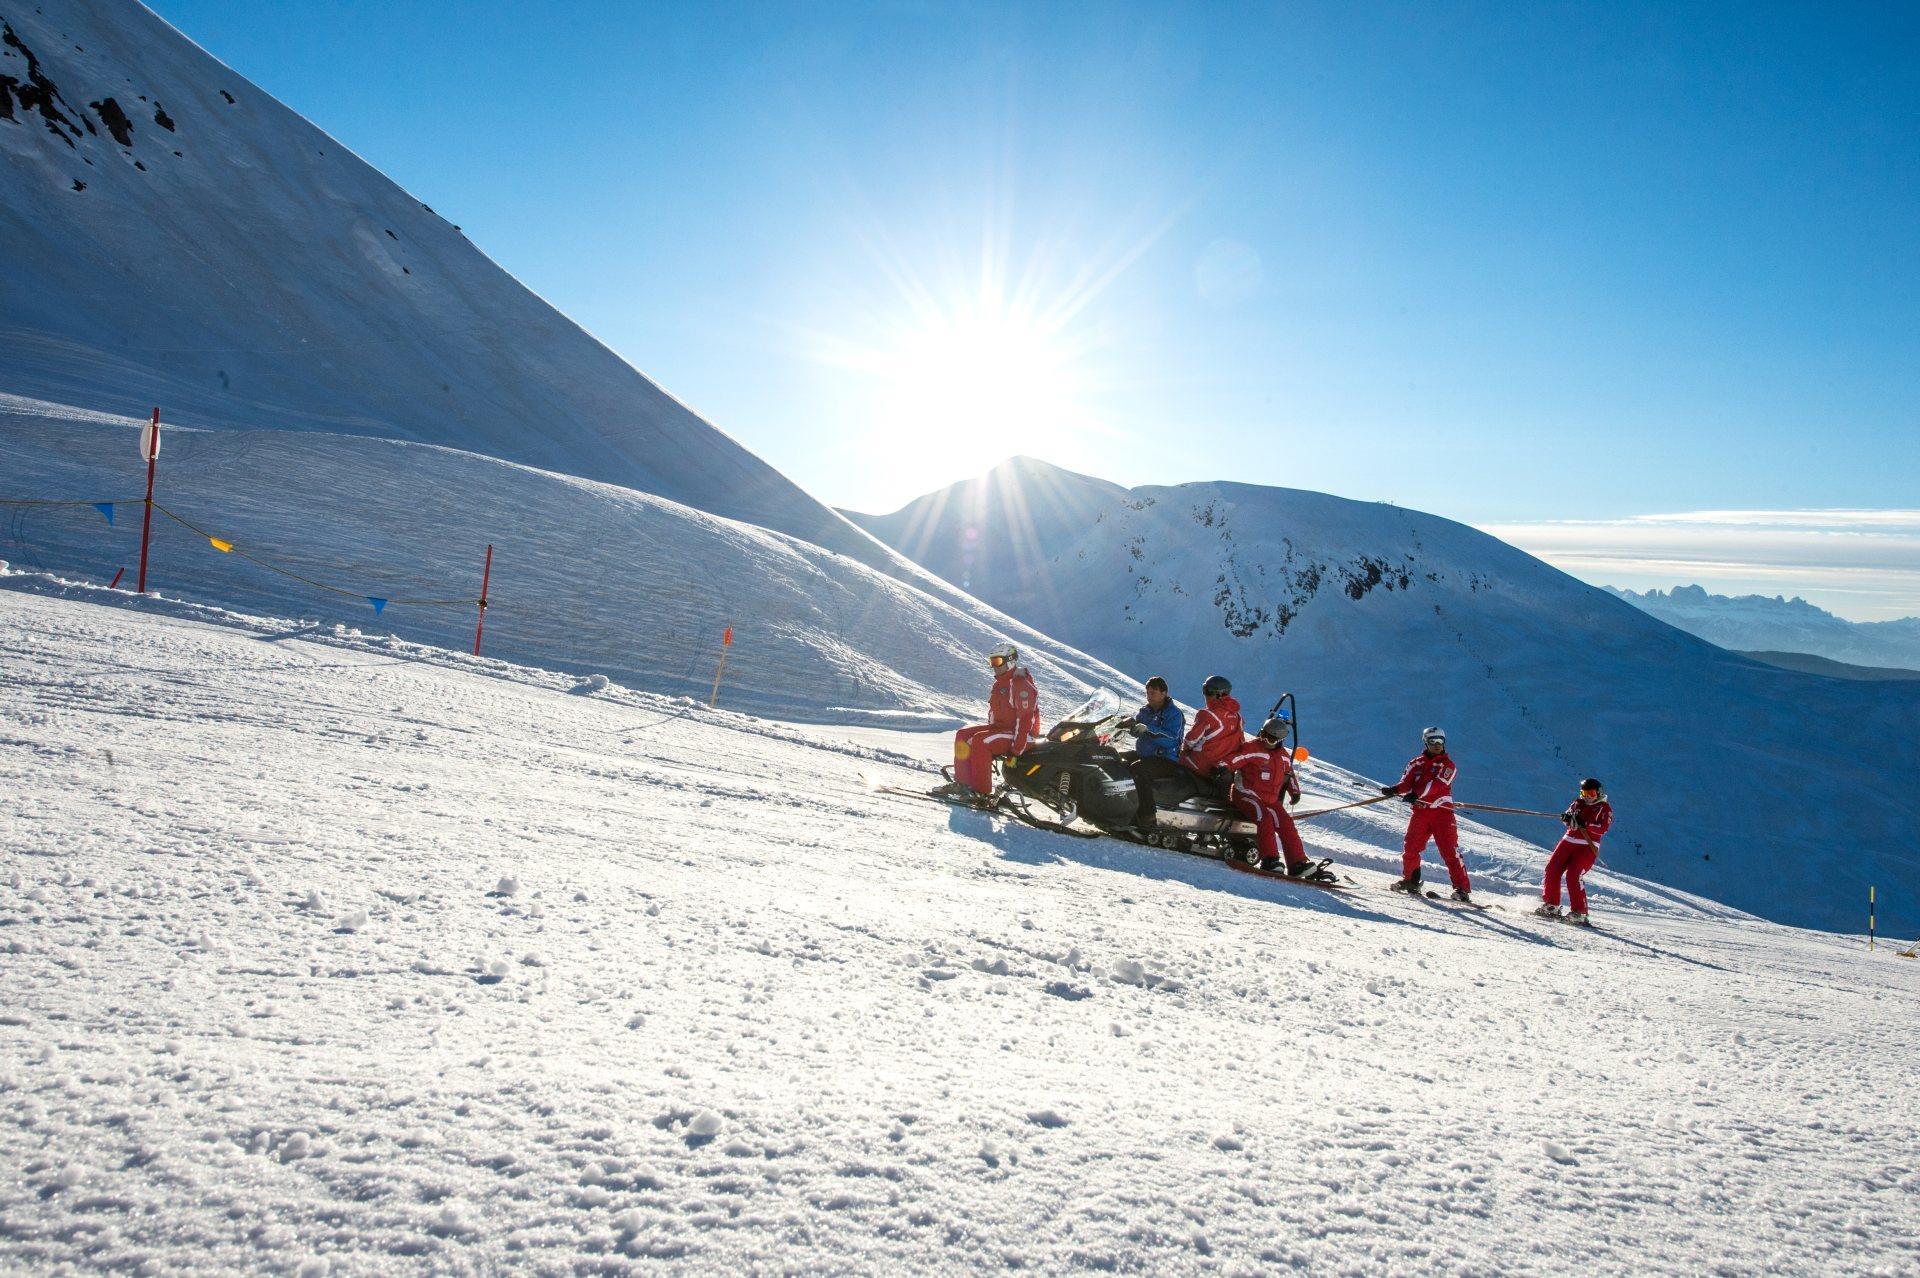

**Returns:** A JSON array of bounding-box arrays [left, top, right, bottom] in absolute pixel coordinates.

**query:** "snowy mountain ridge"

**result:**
[[850, 457, 1920, 936], [1607, 584, 1920, 672], [2, 1, 1145, 726], [0, 0, 894, 571]]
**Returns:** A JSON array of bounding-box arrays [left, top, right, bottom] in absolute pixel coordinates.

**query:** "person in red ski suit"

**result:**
[[1539, 779, 1613, 923], [1383, 726, 1472, 899], [948, 643, 1040, 797], [1181, 674, 1244, 783], [1224, 718, 1306, 873], [1127, 673, 1242, 827]]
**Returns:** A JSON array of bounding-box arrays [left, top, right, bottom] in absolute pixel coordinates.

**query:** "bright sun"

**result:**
[[880, 303, 1083, 440]]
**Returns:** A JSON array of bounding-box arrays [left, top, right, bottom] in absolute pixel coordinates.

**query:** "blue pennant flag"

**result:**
[[93, 502, 114, 526], [367, 597, 388, 616]]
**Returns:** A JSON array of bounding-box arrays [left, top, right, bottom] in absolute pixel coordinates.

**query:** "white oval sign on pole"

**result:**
[[138, 421, 160, 460]]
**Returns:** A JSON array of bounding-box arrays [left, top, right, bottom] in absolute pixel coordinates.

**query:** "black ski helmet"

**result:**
[[1202, 674, 1232, 698], [1258, 716, 1290, 745], [1580, 777, 1604, 795]]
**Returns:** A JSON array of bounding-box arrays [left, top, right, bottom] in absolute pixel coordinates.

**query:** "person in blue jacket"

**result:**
[[1121, 676, 1185, 828]]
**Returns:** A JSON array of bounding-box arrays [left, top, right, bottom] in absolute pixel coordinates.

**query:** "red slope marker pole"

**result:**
[[1869, 885, 1875, 951], [709, 626, 733, 708], [108, 568, 125, 590], [135, 408, 160, 594], [472, 544, 493, 657]]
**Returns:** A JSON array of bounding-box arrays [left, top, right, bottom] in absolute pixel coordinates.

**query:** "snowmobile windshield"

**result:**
[[1047, 690, 1122, 743]]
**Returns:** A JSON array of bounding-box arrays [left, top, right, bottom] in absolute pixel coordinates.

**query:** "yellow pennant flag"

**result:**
[[209, 537, 234, 553]]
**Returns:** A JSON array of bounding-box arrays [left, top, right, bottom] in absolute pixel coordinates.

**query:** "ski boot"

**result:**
[[929, 781, 974, 800], [1289, 859, 1338, 884], [1450, 888, 1473, 904], [1389, 871, 1422, 895], [1258, 856, 1282, 873], [1563, 912, 1593, 928], [1531, 902, 1561, 919]]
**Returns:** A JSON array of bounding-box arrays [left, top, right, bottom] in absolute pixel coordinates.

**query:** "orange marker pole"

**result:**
[[709, 627, 733, 708]]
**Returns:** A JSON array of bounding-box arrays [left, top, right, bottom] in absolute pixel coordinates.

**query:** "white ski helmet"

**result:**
[[1422, 726, 1447, 749], [988, 642, 1019, 671]]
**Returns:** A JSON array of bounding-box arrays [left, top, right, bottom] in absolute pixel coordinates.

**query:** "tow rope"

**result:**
[[1453, 801, 1563, 819], [1291, 793, 1400, 821]]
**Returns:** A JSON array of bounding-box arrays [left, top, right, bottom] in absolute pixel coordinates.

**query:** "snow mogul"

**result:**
[[1126, 674, 1242, 831], [1534, 778, 1612, 926], [935, 642, 1040, 801], [1383, 726, 1474, 902], [1223, 716, 1334, 880]]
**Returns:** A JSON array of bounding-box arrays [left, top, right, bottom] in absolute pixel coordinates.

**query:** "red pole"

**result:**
[[136, 408, 160, 594], [108, 567, 125, 590], [472, 543, 493, 657]]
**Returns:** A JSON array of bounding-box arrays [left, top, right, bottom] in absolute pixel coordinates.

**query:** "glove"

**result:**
[[1574, 815, 1588, 830], [1287, 791, 1300, 807], [1126, 722, 1146, 738], [1379, 785, 1399, 797], [1561, 811, 1575, 825]]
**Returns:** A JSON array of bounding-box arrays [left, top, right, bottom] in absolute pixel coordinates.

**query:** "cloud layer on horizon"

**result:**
[[1478, 510, 1920, 622]]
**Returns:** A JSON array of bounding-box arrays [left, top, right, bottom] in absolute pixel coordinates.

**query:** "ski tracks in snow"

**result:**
[[3, 590, 1918, 1275]]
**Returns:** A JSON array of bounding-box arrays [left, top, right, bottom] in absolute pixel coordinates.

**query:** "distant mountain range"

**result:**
[[1606, 585, 1920, 673]]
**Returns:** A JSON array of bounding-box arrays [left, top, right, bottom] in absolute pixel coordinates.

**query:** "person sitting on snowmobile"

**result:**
[[937, 643, 1040, 800], [1535, 778, 1613, 926], [1119, 676, 1184, 762], [1224, 717, 1332, 879], [1382, 726, 1473, 901], [1129, 674, 1242, 829]]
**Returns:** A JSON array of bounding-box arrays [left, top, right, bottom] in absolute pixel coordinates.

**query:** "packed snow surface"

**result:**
[[4, 585, 1917, 1275]]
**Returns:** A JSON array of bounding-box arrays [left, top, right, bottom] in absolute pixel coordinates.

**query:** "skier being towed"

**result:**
[[1225, 716, 1336, 881], [1127, 674, 1242, 830]]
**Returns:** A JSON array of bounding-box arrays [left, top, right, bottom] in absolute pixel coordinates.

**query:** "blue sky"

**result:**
[[155, 1, 1919, 618]]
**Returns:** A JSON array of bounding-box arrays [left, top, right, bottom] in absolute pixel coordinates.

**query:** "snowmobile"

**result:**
[[994, 690, 1270, 861]]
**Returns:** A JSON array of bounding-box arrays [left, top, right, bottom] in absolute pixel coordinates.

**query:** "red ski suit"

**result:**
[[1391, 750, 1470, 893], [1224, 739, 1305, 866], [953, 665, 1040, 794], [1544, 797, 1613, 913], [1179, 697, 1244, 775]]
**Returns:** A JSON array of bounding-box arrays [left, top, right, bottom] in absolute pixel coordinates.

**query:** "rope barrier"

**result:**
[[148, 501, 474, 608]]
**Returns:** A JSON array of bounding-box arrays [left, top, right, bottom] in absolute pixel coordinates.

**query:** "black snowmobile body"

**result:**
[[996, 692, 1258, 853]]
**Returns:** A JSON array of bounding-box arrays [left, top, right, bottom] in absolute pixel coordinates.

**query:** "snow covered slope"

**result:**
[[848, 458, 1920, 936], [0, 0, 888, 565], [0, 399, 1135, 723], [4, 588, 1917, 1275], [1608, 585, 1920, 673]]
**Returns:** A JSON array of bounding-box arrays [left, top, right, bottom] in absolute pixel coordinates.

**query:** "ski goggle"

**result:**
[[1579, 784, 1601, 796], [989, 654, 1009, 668]]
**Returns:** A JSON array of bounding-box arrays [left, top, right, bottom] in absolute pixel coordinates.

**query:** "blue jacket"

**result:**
[[1132, 701, 1186, 761]]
